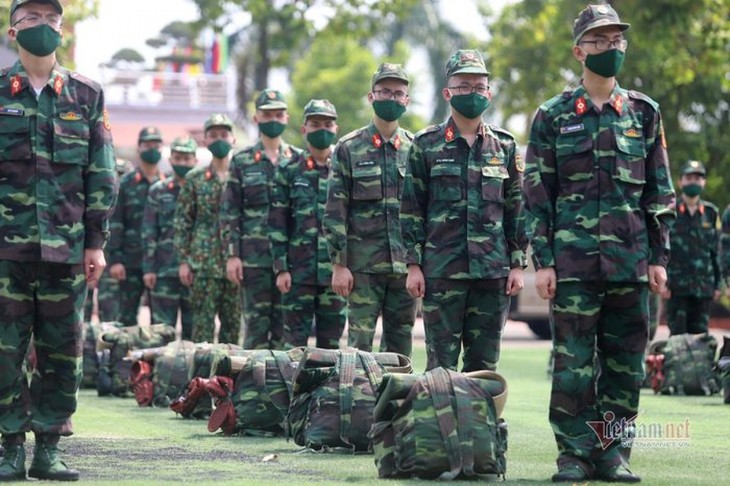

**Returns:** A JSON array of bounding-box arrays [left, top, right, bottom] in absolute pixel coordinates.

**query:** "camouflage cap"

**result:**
[[255, 89, 288, 110], [681, 160, 706, 176], [445, 49, 490, 78], [138, 126, 162, 144], [10, 0, 63, 21], [203, 113, 234, 132], [170, 136, 198, 154], [573, 3, 630, 44], [371, 62, 409, 88], [303, 99, 337, 120]]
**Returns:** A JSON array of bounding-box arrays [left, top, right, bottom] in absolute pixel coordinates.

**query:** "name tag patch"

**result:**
[[560, 123, 584, 134]]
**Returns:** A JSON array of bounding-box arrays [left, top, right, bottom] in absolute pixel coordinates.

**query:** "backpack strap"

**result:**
[[425, 367, 462, 480], [450, 371, 476, 476], [271, 350, 294, 401], [338, 350, 357, 450]]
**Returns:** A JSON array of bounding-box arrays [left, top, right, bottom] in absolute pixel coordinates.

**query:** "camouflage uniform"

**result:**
[[0, 58, 117, 441], [174, 165, 241, 344], [107, 130, 165, 326], [323, 109, 416, 356], [524, 12, 676, 475], [270, 149, 347, 349], [222, 93, 300, 349], [665, 161, 721, 335], [401, 109, 527, 371], [723, 205, 730, 288], [143, 176, 193, 338]]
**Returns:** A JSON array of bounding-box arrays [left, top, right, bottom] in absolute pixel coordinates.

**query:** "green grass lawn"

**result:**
[[32, 342, 729, 485]]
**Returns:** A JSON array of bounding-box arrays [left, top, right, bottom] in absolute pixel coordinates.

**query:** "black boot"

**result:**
[[28, 434, 79, 481], [0, 433, 26, 482]]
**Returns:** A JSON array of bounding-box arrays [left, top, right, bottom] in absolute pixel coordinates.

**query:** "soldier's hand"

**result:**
[[84, 248, 106, 288], [109, 263, 126, 281], [660, 287, 671, 300], [226, 257, 243, 285], [505, 268, 524, 296], [406, 265, 425, 298], [143, 273, 157, 289], [331, 264, 354, 297], [179, 263, 194, 287], [648, 265, 667, 295], [276, 272, 292, 294], [535, 267, 556, 300]]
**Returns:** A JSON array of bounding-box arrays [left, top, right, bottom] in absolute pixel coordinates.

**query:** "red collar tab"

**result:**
[[575, 96, 587, 116], [393, 135, 401, 150], [372, 134, 383, 149], [53, 74, 63, 95], [168, 181, 175, 190], [306, 156, 315, 170], [205, 169, 213, 180], [445, 126, 455, 143], [10, 75, 22, 96], [134, 171, 143, 183], [611, 95, 623, 114], [254, 151, 262, 162]]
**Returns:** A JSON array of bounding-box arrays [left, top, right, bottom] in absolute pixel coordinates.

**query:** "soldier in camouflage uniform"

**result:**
[[523, 4, 676, 483], [142, 137, 198, 339], [175, 114, 241, 344], [269, 99, 346, 349], [322, 64, 416, 357], [223, 90, 300, 349], [107, 125, 166, 326], [723, 205, 730, 296], [661, 160, 721, 335], [0, 0, 118, 480], [85, 157, 132, 321], [400, 50, 527, 372]]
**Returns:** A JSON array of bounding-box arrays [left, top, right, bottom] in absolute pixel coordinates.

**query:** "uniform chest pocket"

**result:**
[[429, 163, 462, 201], [556, 133, 593, 182], [352, 164, 383, 201], [0, 114, 31, 162], [53, 120, 90, 166], [243, 172, 270, 205], [613, 132, 646, 186], [481, 165, 508, 202], [397, 164, 407, 199]]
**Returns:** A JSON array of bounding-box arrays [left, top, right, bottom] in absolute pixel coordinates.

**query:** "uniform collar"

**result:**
[[367, 121, 403, 150], [573, 82, 627, 116], [444, 117, 486, 143], [678, 200, 705, 216], [8, 60, 67, 97], [252, 139, 293, 162]]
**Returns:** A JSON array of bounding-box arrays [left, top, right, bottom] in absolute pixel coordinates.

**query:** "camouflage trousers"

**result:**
[[422, 277, 509, 372], [281, 281, 346, 349], [116, 267, 145, 326], [88, 272, 121, 322], [150, 277, 193, 340], [0, 261, 85, 436], [550, 281, 648, 473], [666, 294, 711, 335], [190, 277, 241, 345], [347, 272, 416, 357], [241, 267, 283, 350]]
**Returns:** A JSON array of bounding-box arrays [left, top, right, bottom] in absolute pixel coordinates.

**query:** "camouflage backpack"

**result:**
[[286, 348, 412, 452], [369, 367, 509, 480], [97, 323, 177, 397], [206, 348, 304, 436], [648, 333, 720, 396], [715, 336, 730, 404]]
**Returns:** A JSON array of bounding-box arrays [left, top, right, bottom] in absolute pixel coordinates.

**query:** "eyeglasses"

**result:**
[[578, 38, 628, 51], [372, 88, 408, 102], [13, 13, 63, 29], [447, 84, 490, 96]]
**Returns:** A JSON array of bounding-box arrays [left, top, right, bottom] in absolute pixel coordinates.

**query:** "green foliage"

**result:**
[[486, 0, 730, 208], [110, 48, 145, 66]]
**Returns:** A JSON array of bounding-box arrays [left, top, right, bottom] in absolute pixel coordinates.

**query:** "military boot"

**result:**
[[0, 433, 26, 481], [28, 434, 79, 481]]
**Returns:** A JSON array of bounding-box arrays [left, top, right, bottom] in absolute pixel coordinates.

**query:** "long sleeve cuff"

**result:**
[[649, 247, 669, 267]]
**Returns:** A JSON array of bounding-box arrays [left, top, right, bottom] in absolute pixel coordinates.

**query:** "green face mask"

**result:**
[[585, 49, 625, 78], [681, 183, 702, 197], [449, 93, 490, 119], [306, 129, 336, 150], [208, 139, 232, 159], [140, 148, 161, 164], [172, 165, 194, 179], [16, 24, 61, 57], [372, 100, 406, 122], [258, 121, 286, 138]]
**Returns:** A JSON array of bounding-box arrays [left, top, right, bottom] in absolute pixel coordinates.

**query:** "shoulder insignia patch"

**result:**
[[515, 154, 525, 173]]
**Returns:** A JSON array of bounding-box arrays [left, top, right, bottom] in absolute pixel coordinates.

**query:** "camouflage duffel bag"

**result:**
[[655, 333, 720, 396], [286, 348, 412, 452], [715, 336, 730, 404], [207, 348, 304, 436], [97, 323, 177, 397], [128, 340, 199, 407], [369, 367, 508, 480]]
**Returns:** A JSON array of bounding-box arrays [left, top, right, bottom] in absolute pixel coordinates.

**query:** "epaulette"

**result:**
[[488, 124, 516, 142], [627, 90, 659, 110], [400, 128, 415, 141], [540, 88, 575, 112], [0, 67, 10, 78], [69, 71, 102, 92], [338, 126, 367, 144], [702, 200, 720, 214], [414, 124, 441, 139]]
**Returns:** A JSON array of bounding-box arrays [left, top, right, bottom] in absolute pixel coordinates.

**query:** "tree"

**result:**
[[484, 0, 730, 208]]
